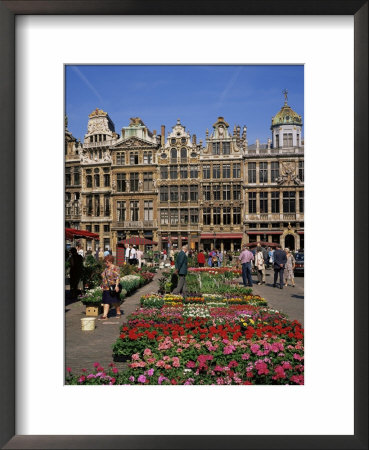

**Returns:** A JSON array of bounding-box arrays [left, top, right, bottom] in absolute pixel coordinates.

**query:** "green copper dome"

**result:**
[[271, 103, 302, 127]]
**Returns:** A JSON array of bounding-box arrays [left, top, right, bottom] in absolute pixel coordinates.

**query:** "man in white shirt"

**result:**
[[125, 244, 130, 263], [129, 245, 137, 265], [76, 243, 84, 258]]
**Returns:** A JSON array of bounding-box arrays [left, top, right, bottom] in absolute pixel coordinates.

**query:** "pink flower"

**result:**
[[93, 362, 99, 368], [290, 374, 304, 385], [272, 365, 286, 380], [112, 367, 118, 374], [241, 353, 250, 360], [147, 368, 154, 376], [282, 361, 292, 370], [129, 376, 135, 382], [216, 377, 225, 385], [172, 357, 181, 368], [293, 353, 304, 361], [78, 376, 86, 383], [143, 348, 152, 356], [254, 360, 269, 375], [138, 375, 146, 383], [186, 361, 196, 368], [66, 367, 72, 373], [251, 344, 260, 353], [223, 345, 236, 355], [132, 353, 140, 361], [228, 360, 238, 368]]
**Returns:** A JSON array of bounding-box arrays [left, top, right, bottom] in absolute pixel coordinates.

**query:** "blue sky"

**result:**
[[65, 65, 304, 144]]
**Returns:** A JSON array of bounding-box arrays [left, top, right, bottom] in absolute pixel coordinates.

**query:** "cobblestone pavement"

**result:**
[[65, 267, 304, 374], [65, 272, 162, 374]]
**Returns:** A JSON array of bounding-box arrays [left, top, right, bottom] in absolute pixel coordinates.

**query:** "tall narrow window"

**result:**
[[130, 201, 139, 221], [213, 164, 220, 179], [130, 173, 139, 192], [203, 207, 211, 225], [248, 192, 256, 213], [116, 152, 125, 165], [271, 192, 280, 213], [170, 185, 178, 202], [259, 162, 268, 183], [213, 185, 220, 200], [190, 165, 198, 178], [233, 207, 241, 225], [87, 195, 93, 216], [233, 185, 241, 200], [203, 165, 210, 179], [143, 151, 152, 164], [180, 148, 187, 161], [233, 163, 241, 178], [160, 209, 169, 225], [222, 142, 230, 155], [130, 152, 139, 165], [170, 166, 177, 180], [170, 148, 177, 161], [276, 134, 280, 148], [203, 185, 211, 201], [213, 207, 221, 225], [94, 195, 100, 216], [180, 166, 188, 179], [74, 168, 80, 185], [65, 168, 71, 186], [160, 166, 168, 179], [180, 185, 188, 202], [223, 207, 231, 225], [104, 195, 110, 216], [170, 209, 178, 225], [94, 173, 100, 187], [212, 142, 220, 155], [299, 161, 304, 182], [190, 185, 198, 201], [117, 173, 126, 192], [144, 200, 153, 220], [86, 175, 92, 188], [180, 209, 189, 224], [297, 134, 300, 147], [160, 186, 168, 202], [271, 162, 279, 182], [104, 173, 110, 187], [190, 208, 198, 224], [299, 191, 304, 213], [223, 164, 231, 178], [248, 162, 256, 183], [283, 191, 296, 213], [260, 192, 268, 213], [283, 133, 293, 147], [143, 172, 153, 191], [223, 184, 231, 200]]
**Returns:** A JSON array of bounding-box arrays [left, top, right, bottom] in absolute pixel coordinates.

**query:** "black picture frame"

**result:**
[[1, 1, 367, 449]]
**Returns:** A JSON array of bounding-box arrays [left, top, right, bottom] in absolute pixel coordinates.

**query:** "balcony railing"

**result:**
[[111, 220, 157, 229], [83, 140, 113, 148]]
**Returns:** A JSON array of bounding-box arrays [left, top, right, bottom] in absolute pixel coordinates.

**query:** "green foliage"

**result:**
[[81, 258, 103, 289]]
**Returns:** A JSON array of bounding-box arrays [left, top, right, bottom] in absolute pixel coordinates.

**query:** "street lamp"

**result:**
[[213, 231, 216, 251]]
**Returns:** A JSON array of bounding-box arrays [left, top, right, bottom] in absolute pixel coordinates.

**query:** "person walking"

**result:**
[[262, 246, 269, 269], [136, 248, 143, 268], [124, 243, 130, 264], [273, 245, 287, 289], [172, 244, 188, 295], [255, 247, 265, 285], [256, 244, 267, 283], [98, 247, 104, 261], [284, 248, 296, 287], [217, 249, 223, 267], [76, 243, 84, 258], [163, 249, 167, 261], [100, 254, 122, 319], [197, 249, 206, 267], [268, 247, 274, 267], [238, 245, 254, 287], [128, 244, 137, 265]]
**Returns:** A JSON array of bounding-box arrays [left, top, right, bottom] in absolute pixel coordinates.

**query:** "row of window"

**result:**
[[85, 195, 111, 217], [203, 163, 241, 179], [65, 167, 80, 186], [202, 184, 241, 201], [275, 133, 300, 148], [247, 191, 304, 214], [160, 165, 199, 179], [117, 200, 153, 222], [247, 161, 304, 183], [160, 186, 198, 202], [116, 151, 153, 165], [159, 207, 241, 226], [85, 223, 110, 233], [160, 208, 199, 225], [211, 141, 231, 155]]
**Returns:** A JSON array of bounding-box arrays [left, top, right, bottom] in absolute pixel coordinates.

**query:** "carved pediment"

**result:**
[[114, 136, 158, 149], [275, 161, 302, 185]]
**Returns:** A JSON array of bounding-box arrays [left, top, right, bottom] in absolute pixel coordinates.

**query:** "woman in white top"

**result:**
[[129, 245, 137, 265], [255, 248, 265, 285]]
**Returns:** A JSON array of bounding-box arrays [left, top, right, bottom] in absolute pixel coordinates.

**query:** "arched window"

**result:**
[[170, 148, 177, 160], [180, 148, 187, 161]]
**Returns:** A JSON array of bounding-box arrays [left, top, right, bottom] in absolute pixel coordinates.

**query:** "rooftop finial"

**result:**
[[282, 88, 288, 105]]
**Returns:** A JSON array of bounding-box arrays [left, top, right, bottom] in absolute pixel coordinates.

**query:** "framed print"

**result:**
[[1, 1, 367, 449]]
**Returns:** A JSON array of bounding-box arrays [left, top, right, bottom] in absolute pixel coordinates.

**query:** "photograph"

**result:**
[[65, 65, 305, 386]]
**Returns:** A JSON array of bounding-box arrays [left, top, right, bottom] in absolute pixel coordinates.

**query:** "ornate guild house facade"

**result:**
[[65, 95, 304, 255]]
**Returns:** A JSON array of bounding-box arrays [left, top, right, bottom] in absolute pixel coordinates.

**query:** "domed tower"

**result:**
[[271, 90, 303, 149]]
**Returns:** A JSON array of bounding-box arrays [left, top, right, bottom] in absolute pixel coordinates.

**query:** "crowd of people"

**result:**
[[238, 244, 296, 289]]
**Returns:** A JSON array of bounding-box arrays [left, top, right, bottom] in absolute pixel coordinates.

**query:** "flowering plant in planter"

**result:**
[[79, 287, 103, 306]]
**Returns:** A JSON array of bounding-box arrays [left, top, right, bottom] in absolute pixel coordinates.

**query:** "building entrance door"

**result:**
[[285, 234, 295, 251]]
